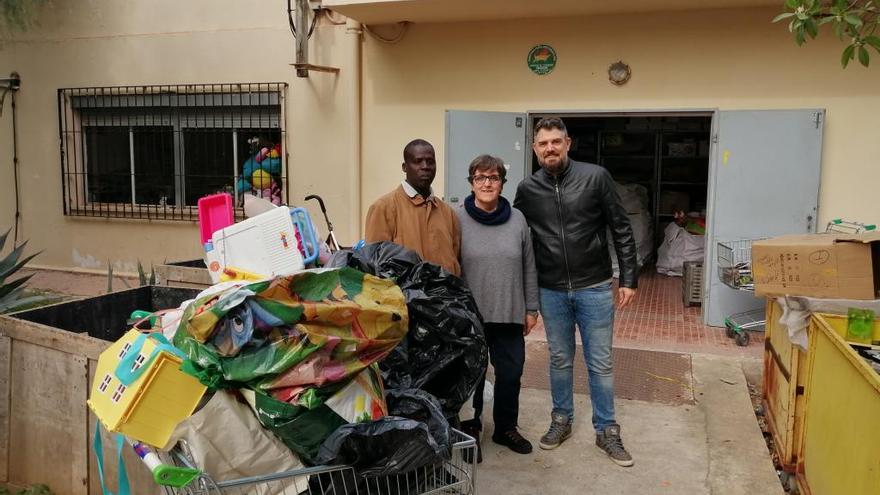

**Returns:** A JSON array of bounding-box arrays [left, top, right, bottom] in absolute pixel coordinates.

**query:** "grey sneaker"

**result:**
[[539, 412, 572, 450], [596, 424, 634, 467]]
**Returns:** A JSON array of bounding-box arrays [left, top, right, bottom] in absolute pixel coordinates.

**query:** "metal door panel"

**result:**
[[704, 110, 824, 326], [444, 110, 527, 206]]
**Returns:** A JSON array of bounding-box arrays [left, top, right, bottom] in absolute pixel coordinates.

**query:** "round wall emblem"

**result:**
[[527, 44, 557, 75]]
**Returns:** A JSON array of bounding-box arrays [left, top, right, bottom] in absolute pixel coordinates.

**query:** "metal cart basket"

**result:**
[[724, 308, 766, 347], [825, 218, 876, 235], [716, 239, 761, 292], [162, 428, 477, 495]]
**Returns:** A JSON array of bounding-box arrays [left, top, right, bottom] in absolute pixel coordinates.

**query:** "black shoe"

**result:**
[[460, 421, 483, 464], [492, 429, 533, 454]]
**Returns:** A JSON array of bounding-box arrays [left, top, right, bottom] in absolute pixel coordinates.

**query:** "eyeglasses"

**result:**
[[471, 175, 503, 185]]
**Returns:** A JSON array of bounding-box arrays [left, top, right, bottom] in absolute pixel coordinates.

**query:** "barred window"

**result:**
[[58, 83, 287, 220]]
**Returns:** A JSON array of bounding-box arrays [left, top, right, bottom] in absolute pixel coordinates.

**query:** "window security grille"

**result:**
[[58, 83, 287, 220]]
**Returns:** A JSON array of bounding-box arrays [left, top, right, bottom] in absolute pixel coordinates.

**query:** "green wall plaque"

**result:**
[[527, 44, 557, 75]]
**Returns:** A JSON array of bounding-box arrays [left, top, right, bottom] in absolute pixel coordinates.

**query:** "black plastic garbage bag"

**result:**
[[315, 418, 438, 477], [386, 389, 450, 453], [314, 389, 451, 476], [327, 241, 420, 281], [393, 262, 487, 418], [306, 465, 459, 495], [327, 242, 488, 418], [309, 389, 457, 495]]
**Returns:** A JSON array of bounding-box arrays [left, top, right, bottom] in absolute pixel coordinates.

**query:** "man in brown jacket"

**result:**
[[364, 139, 461, 276]]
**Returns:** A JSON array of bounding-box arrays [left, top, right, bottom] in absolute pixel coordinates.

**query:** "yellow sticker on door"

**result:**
[[723, 150, 730, 166]]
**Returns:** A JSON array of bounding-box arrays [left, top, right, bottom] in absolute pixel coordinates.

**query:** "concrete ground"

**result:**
[[472, 355, 782, 495], [14, 268, 783, 495]]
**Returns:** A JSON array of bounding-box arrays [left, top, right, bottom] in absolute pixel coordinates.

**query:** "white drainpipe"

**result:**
[[345, 18, 363, 241]]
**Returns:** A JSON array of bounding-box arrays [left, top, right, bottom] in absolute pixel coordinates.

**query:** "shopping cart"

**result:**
[[716, 239, 760, 292], [716, 221, 876, 346], [824, 218, 877, 234], [724, 308, 766, 347], [161, 428, 477, 495], [716, 238, 765, 346]]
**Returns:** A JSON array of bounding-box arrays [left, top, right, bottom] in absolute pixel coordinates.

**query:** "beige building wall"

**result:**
[[2, 3, 878, 273], [0, 0, 360, 272], [360, 7, 880, 227]]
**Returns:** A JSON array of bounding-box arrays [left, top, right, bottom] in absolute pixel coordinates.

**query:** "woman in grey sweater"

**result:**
[[457, 154, 539, 459]]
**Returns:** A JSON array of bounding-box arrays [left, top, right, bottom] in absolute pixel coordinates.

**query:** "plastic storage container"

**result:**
[[197, 193, 234, 245], [682, 261, 702, 306]]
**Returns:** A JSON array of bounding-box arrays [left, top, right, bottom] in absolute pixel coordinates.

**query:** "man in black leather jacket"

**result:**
[[514, 117, 638, 467]]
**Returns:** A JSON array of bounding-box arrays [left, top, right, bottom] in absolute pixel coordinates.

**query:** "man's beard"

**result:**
[[539, 155, 567, 175]]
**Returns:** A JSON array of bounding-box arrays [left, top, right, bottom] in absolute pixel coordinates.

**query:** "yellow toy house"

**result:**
[[87, 329, 206, 448]]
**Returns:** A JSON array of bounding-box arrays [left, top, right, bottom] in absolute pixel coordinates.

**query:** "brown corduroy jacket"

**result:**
[[364, 185, 461, 276]]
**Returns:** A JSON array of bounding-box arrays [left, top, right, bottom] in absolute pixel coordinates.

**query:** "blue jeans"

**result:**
[[540, 284, 615, 432]]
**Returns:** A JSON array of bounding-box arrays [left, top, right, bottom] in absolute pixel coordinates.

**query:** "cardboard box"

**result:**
[[752, 233, 880, 299]]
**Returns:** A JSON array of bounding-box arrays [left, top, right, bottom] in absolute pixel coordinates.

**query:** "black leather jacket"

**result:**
[[513, 159, 638, 290]]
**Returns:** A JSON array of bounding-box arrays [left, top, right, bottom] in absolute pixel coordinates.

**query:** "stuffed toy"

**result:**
[[236, 145, 283, 194], [253, 178, 283, 206]]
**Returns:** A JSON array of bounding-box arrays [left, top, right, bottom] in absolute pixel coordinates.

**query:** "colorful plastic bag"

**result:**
[[328, 242, 488, 418]]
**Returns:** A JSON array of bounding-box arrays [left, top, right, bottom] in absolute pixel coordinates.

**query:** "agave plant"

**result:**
[[0, 228, 45, 314], [106, 259, 155, 293]]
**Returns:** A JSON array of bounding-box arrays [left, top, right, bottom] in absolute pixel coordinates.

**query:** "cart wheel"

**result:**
[[735, 332, 750, 347], [725, 324, 735, 338], [779, 471, 799, 493]]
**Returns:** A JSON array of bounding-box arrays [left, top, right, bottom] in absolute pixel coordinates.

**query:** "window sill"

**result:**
[[67, 203, 200, 222]]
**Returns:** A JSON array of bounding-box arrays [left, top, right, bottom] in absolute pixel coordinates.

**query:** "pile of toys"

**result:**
[[86, 193, 487, 495]]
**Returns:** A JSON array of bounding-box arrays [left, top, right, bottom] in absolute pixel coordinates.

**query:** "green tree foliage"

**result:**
[[0, 484, 53, 495], [775, 0, 880, 67], [0, 0, 48, 32]]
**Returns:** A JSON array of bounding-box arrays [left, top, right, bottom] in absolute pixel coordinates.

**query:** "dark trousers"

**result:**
[[471, 322, 526, 433]]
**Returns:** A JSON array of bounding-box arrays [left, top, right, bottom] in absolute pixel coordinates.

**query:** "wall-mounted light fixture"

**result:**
[[608, 61, 631, 86]]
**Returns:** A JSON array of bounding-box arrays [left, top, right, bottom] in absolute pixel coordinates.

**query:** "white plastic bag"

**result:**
[[610, 214, 654, 277], [656, 223, 704, 277], [483, 379, 494, 404]]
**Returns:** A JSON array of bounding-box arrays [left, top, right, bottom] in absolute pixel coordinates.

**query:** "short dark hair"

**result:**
[[533, 117, 568, 137], [403, 139, 434, 161], [467, 154, 507, 183]]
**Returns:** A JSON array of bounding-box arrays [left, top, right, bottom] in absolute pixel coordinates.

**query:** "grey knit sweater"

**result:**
[[456, 205, 539, 324]]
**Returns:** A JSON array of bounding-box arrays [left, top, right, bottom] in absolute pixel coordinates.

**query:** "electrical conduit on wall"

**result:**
[[1, 73, 22, 244]]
